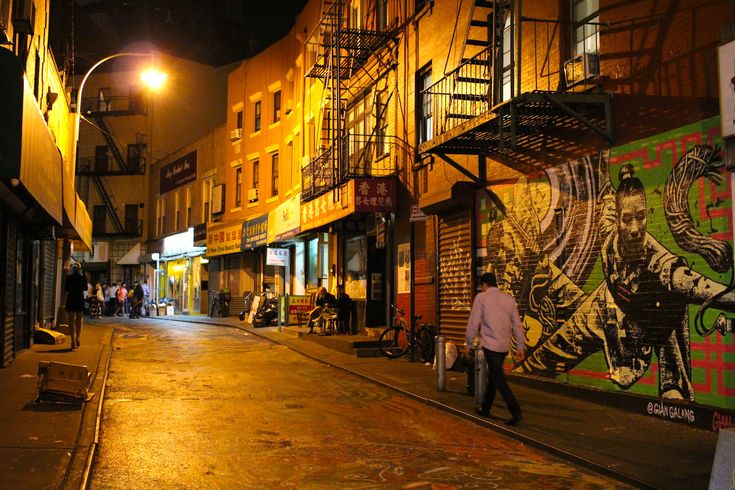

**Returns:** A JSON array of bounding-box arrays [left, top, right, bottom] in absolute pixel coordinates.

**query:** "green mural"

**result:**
[[478, 117, 735, 409]]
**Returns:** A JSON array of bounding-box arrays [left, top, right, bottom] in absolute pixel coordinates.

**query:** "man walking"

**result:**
[[465, 272, 526, 425]]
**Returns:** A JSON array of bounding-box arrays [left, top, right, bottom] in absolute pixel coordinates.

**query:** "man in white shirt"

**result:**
[[465, 272, 526, 425]]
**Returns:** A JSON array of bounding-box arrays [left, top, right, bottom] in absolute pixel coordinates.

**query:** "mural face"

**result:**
[[477, 117, 735, 409]]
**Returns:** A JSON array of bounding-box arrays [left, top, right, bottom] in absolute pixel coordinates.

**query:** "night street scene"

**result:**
[[1, 0, 735, 488]]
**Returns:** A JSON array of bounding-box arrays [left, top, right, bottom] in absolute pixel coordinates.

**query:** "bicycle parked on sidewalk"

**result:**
[[378, 304, 435, 362], [209, 289, 231, 318]]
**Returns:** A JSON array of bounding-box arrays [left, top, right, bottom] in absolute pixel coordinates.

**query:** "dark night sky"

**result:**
[[50, 0, 307, 74]]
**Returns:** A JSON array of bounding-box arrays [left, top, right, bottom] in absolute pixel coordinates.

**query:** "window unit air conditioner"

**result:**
[[563, 52, 600, 88], [230, 128, 243, 141], [248, 188, 259, 203]]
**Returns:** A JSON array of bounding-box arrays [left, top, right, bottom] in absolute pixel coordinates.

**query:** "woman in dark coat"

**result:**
[[65, 265, 86, 349]]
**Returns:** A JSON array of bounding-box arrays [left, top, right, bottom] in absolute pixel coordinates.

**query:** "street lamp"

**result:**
[[74, 52, 167, 162]]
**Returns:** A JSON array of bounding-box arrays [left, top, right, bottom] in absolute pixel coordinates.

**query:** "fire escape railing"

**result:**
[[302, 133, 405, 202], [421, 46, 494, 146], [80, 95, 146, 115]]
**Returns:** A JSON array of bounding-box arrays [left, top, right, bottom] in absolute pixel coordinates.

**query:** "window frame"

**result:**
[[571, 0, 600, 57], [273, 90, 281, 123], [271, 152, 279, 197], [416, 64, 433, 146], [254, 100, 262, 132], [234, 166, 243, 207]]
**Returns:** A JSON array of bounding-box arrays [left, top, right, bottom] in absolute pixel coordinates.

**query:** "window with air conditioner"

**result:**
[[231, 128, 243, 141], [248, 188, 259, 204], [565, 0, 600, 87]]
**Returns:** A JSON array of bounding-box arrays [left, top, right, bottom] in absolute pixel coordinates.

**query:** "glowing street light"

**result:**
[[140, 68, 168, 91]]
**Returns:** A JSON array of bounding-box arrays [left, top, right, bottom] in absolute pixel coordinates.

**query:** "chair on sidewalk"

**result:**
[[297, 291, 318, 330]]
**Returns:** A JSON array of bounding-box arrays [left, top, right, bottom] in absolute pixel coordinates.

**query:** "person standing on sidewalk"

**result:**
[[465, 272, 526, 425], [65, 265, 86, 350]]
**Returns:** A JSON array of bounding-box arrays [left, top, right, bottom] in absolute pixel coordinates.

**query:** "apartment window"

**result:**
[[252, 159, 260, 189], [175, 192, 181, 230], [236, 110, 243, 129], [273, 91, 281, 122], [33, 52, 40, 101], [377, 0, 388, 31], [349, 0, 362, 28], [157, 198, 166, 235], [235, 166, 243, 207], [93, 206, 106, 235], [186, 187, 192, 228], [500, 15, 513, 102], [572, 0, 600, 56], [254, 100, 261, 131], [375, 89, 389, 156], [95, 145, 109, 172], [346, 93, 374, 170], [125, 204, 139, 234], [416, 65, 432, 145], [271, 153, 279, 197], [127, 143, 145, 172]]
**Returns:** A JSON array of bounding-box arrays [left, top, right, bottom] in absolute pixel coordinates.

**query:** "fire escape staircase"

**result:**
[[419, 0, 613, 181], [91, 174, 125, 234], [77, 95, 146, 235], [302, 0, 397, 202]]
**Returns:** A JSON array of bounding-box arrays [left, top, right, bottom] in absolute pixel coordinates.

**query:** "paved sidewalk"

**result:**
[[0, 323, 113, 490], [159, 314, 719, 490]]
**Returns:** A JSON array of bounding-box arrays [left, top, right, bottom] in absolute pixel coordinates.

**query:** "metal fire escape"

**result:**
[[302, 0, 398, 202], [419, 0, 613, 178], [76, 94, 147, 235]]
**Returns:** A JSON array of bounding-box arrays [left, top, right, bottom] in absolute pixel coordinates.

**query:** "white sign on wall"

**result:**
[[719, 40, 735, 138], [266, 247, 289, 267]]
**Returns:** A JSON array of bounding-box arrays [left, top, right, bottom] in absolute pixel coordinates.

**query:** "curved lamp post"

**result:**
[[74, 52, 167, 156], [71, 52, 167, 301]]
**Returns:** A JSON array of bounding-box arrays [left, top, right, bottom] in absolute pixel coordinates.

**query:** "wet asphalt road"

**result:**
[[91, 319, 628, 489]]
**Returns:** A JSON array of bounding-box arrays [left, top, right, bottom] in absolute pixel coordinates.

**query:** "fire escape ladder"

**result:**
[[91, 174, 124, 233], [91, 113, 128, 172]]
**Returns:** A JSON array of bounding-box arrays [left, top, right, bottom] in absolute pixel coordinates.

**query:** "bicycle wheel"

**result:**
[[417, 327, 435, 363], [379, 326, 409, 359]]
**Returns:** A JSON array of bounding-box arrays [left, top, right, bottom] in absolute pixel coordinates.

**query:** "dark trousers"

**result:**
[[482, 348, 522, 418]]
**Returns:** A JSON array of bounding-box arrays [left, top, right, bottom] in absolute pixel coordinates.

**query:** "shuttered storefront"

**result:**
[[438, 209, 474, 343], [208, 257, 221, 299], [2, 217, 16, 367], [40, 240, 56, 325]]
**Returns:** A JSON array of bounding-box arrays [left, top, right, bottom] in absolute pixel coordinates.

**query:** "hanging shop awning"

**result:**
[[241, 213, 268, 250], [300, 177, 396, 233], [117, 243, 141, 265], [267, 193, 301, 243]]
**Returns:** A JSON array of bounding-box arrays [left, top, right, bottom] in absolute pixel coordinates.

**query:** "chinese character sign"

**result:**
[[242, 214, 269, 250], [206, 222, 243, 257], [353, 178, 395, 212]]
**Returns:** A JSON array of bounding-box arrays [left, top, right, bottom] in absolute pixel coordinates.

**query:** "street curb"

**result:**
[[158, 316, 656, 489], [78, 339, 112, 490], [58, 329, 114, 490]]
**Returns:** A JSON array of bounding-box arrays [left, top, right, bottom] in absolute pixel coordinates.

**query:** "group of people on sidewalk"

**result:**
[[305, 285, 353, 335], [64, 265, 151, 349]]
